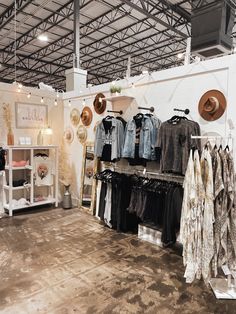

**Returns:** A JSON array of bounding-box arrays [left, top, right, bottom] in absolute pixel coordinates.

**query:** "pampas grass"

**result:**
[[2, 103, 12, 131]]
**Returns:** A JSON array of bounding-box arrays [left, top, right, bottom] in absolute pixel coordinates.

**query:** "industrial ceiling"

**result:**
[[0, 0, 233, 90]]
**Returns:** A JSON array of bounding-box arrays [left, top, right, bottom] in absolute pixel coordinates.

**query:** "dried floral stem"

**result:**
[[59, 139, 72, 186], [2, 103, 12, 131]]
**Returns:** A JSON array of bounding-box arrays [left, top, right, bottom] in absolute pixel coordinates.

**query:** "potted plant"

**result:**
[[59, 139, 73, 209], [110, 85, 122, 96]]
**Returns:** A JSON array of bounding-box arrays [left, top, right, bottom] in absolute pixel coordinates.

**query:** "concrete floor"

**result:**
[[0, 207, 235, 314]]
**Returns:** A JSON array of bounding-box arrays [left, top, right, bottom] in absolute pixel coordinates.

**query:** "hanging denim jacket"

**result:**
[[122, 116, 154, 160], [148, 115, 162, 160], [94, 118, 124, 161]]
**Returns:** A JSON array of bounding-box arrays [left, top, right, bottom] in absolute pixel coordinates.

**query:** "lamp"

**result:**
[[41, 126, 53, 145]]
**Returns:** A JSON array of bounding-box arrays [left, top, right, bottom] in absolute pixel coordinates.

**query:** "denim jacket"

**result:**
[[149, 115, 162, 160], [94, 118, 124, 161], [122, 116, 154, 160]]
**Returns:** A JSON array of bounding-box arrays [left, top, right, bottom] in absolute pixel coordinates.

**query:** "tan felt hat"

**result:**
[[198, 90, 227, 121], [81, 106, 93, 126], [93, 93, 106, 114]]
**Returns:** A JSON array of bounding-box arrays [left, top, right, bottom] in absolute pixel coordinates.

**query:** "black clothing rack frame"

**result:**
[[107, 110, 123, 115], [173, 108, 190, 115], [138, 106, 155, 113]]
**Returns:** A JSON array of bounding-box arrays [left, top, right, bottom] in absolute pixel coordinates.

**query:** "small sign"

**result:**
[[222, 265, 231, 276]]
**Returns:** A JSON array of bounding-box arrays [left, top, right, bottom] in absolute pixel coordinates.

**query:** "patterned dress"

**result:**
[[180, 150, 204, 283], [211, 148, 224, 276], [201, 148, 215, 284]]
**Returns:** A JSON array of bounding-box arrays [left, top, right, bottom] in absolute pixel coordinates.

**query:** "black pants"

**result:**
[[161, 186, 183, 247], [98, 182, 107, 220]]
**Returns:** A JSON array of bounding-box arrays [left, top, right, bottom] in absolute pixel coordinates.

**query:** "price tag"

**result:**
[[222, 265, 232, 276]]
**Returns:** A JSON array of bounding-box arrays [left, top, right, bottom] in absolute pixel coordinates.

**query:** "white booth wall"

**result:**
[[64, 54, 236, 204], [0, 83, 64, 208]]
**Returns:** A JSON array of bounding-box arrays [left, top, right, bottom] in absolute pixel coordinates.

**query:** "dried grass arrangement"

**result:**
[[2, 103, 13, 131], [59, 139, 72, 187]]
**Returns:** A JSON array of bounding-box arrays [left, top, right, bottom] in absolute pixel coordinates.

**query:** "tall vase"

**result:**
[[62, 185, 72, 209], [7, 129, 14, 146]]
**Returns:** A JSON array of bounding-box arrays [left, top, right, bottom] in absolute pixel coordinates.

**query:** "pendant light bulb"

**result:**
[[54, 99, 58, 106], [82, 99, 86, 106], [56, 90, 59, 98], [68, 100, 71, 107], [27, 92, 31, 99], [41, 97, 44, 103], [17, 87, 21, 93], [131, 83, 135, 89]]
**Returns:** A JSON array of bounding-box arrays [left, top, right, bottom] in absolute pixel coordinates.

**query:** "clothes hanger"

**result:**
[[104, 115, 114, 120], [134, 113, 144, 120]]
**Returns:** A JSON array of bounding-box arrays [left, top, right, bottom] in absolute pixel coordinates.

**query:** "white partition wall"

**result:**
[[63, 54, 236, 202]]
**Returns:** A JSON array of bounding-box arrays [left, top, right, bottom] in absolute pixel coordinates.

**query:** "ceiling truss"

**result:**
[[0, 0, 195, 89]]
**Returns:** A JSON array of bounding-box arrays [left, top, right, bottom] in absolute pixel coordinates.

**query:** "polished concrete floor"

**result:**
[[0, 207, 235, 314]]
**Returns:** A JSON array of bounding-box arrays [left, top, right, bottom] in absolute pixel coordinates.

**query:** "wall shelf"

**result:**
[[4, 198, 56, 211], [105, 95, 135, 103], [4, 185, 31, 191], [5, 166, 33, 170]]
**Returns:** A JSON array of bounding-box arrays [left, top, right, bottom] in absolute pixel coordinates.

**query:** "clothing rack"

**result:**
[[191, 135, 234, 150], [107, 110, 123, 115], [191, 135, 233, 139], [174, 108, 190, 115], [138, 106, 155, 113], [112, 165, 184, 184]]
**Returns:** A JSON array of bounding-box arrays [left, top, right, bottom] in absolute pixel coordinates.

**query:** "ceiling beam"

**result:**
[[0, 0, 32, 29], [119, 0, 188, 38]]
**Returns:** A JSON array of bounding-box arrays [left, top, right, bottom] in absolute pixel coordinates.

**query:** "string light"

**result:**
[[131, 83, 135, 89], [54, 99, 58, 106], [82, 99, 86, 106], [41, 97, 44, 103], [27, 92, 31, 99], [68, 100, 71, 107], [56, 90, 59, 98]]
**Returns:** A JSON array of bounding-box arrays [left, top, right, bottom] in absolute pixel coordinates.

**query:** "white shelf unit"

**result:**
[[3, 145, 59, 216]]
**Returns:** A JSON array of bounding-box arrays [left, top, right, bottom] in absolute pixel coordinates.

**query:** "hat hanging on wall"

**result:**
[[81, 106, 93, 126], [93, 121, 100, 133], [198, 89, 227, 121], [93, 93, 106, 114], [70, 108, 80, 126], [64, 127, 74, 144], [77, 125, 87, 143]]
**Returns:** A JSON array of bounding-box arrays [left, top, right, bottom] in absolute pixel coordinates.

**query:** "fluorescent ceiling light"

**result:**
[[38, 34, 48, 42]]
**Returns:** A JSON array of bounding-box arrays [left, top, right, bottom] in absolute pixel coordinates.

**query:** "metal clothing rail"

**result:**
[[138, 106, 155, 113], [191, 135, 234, 152], [191, 135, 233, 139], [112, 165, 184, 184], [174, 108, 190, 115], [107, 110, 123, 115]]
